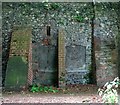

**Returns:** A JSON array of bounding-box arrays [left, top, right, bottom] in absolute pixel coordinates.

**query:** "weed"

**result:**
[[42, 2, 60, 10], [50, 3, 60, 10], [30, 85, 59, 93], [30, 85, 39, 93], [73, 15, 84, 22]]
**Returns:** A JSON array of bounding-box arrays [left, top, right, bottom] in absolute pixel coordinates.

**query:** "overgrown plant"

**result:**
[[42, 1, 60, 11], [73, 15, 84, 22], [30, 85, 59, 93], [98, 77, 120, 103], [50, 3, 60, 10]]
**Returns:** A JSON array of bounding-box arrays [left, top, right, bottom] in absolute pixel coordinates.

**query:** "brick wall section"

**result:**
[[0, 2, 1, 88], [0, 37, 2, 87], [9, 27, 30, 57], [58, 28, 66, 87], [0, 3, 2, 87], [27, 37, 33, 86], [95, 41, 118, 87], [94, 4, 118, 87]]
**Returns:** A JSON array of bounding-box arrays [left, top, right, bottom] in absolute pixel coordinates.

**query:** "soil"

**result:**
[[1, 84, 120, 103]]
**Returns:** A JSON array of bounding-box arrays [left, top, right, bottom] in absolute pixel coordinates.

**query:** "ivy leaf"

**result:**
[[39, 86, 44, 92], [44, 86, 49, 92], [73, 15, 84, 22], [50, 3, 60, 10]]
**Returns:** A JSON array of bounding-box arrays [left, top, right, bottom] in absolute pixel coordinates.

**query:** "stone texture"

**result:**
[[30, 2, 92, 86], [2, 2, 119, 87], [64, 23, 92, 84], [5, 27, 31, 89], [0, 1, 2, 88], [27, 33, 33, 86], [94, 3, 118, 87], [9, 27, 31, 57], [58, 28, 65, 87], [2, 6, 13, 86], [66, 70, 89, 84]]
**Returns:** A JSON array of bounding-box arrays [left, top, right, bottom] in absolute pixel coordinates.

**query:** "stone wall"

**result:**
[[64, 22, 92, 84], [2, 2, 120, 87], [94, 3, 119, 86], [30, 3, 93, 85], [2, 4, 13, 86], [0, 2, 2, 88]]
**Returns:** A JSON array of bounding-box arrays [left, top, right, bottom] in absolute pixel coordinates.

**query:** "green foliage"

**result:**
[[98, 77, 120, 103], [83, 65, 93, 84], [42, 2, 60, 10], [88, 64, 92, 71], [42, 2, 49, 10], [30, 85, 39, 93], [73, 15, 84, 22], [30, 85, 59, 93], [50, 3, 60, 10], [58, 21, 64, 25], [83, 73, 90, 84]]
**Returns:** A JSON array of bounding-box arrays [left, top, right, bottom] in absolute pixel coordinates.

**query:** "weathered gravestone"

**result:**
[[5, 26, 31, 89], [65, 45, 88, 84], [64, 23, 92, 85], [32, 25, 58, 86]]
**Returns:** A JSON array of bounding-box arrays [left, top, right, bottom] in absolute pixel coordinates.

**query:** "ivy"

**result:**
[[50, 3, 60, 10], [73, 15, 84, 22], [41, 2, 60, 11]]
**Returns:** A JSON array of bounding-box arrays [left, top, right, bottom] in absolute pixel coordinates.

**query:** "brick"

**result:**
[[58, 28, 66, 87]]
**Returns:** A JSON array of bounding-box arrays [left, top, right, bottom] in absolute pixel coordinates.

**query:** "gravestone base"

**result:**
[[66, 70, 89, 85]]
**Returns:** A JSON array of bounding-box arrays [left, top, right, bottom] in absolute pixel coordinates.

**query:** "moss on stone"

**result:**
[[5, 56, 28, 88]]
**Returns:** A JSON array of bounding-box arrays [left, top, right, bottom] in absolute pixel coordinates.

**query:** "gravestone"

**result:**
[[64, 23, 91, 85], [34, 45, 58, 85], [65, 45, 89, 84], [32, 25, 58, 86], [5, 26, 31, 89], [66, 45, 86, 70]]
